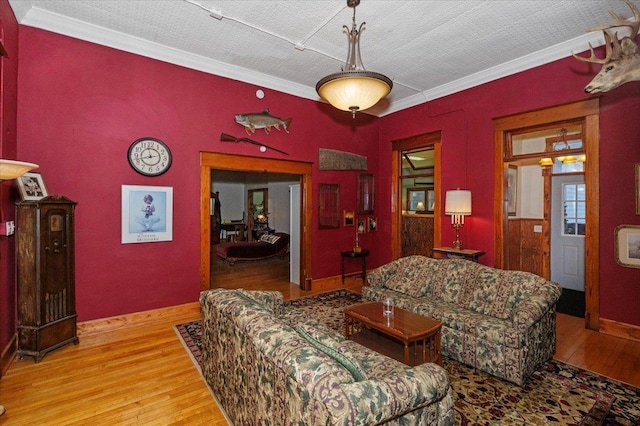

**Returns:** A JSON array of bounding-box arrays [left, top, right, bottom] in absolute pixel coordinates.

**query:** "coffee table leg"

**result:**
[[404, 342, 409, 365]]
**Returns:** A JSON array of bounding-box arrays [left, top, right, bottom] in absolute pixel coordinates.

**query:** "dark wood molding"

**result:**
[[493, 98, 600, 331]]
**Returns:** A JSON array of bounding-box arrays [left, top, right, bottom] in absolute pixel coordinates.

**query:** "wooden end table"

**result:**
[[340, 249, 370, 284], [345, 302, 442, 366], [431, 247, 485, 262]]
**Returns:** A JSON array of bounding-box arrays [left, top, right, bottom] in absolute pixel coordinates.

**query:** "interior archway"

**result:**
[[200, 152, 313, 292]]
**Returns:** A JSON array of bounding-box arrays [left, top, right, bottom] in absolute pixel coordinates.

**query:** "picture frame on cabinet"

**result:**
[[614, 225, 640, 268], [121, 185, 173, 244], [16, 172, 48, 201]]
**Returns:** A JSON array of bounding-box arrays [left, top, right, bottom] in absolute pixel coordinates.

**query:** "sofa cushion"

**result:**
[[384, 255, 442, 297], [293, 323, 368, 382]]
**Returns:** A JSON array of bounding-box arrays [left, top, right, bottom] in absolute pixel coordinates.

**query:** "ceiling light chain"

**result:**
[[316, 0, 393, 117]]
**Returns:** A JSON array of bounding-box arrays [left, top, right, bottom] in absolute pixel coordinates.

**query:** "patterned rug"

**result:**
[[175, 289, 640, 425]]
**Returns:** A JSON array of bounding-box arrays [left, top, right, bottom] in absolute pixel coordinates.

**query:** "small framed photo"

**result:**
[[122, 185, 173, 244], [615, 225, 640, 268], [356, 218, 367, 234], [16, 172, 48, 201], [343, 210, 354, 226], [368, 217, 377, 232]]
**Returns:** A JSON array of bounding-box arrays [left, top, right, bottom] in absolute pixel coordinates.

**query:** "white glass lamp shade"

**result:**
[[445, 190, 472, 215], [0, 159, 38, 181], [316, 71, 392, 113]]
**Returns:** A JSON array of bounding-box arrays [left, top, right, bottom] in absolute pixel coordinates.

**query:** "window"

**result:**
[[563, 183, 586, 236]]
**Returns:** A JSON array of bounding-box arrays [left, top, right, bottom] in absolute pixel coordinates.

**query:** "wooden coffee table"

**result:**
[[344, 302, 442, 366]]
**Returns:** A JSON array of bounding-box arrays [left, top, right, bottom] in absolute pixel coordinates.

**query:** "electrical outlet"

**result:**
[[0, 221, 15, 236], [533, 225, 542, 233]]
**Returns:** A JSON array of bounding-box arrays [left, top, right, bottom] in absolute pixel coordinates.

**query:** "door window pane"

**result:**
[[563, 183, 586, 236]]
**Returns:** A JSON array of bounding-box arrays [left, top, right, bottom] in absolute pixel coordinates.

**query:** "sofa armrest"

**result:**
[[200, 288, 285, 316], [366, 261, 398, 289], [325, 363, 454, 425], [512, 295, 557, 329]]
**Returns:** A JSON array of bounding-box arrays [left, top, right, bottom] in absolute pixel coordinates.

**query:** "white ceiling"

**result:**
[[8, 0, 634, 116]]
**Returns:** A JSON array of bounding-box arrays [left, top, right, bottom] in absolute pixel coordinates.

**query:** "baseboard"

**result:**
[[600, 317, 640, 343], [1, 334, 17, 378], [77, 302, 201, 337]]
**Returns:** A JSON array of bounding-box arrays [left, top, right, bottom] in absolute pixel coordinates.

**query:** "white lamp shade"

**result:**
[[0, 159, 39, 181], [445, 190, 472, 215], [316, 71, 392, 112]]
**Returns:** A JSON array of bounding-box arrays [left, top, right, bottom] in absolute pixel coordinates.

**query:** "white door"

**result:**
[[551, 174, 585, 291], [289, 184, 301, 285]]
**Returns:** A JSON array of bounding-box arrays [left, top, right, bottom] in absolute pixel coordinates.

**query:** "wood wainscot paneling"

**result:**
[[402, 214, 434, 256], [507, 218, 544, 277]]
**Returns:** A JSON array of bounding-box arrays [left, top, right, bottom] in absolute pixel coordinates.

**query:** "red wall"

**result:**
[[14, 26, 385, 321], [5, 12, 640, 331], [379, 54, 640, 326], [0, 0, 19, 361]]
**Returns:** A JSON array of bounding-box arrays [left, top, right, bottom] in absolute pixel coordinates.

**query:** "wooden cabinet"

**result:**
[[16, 195, 78, 362]]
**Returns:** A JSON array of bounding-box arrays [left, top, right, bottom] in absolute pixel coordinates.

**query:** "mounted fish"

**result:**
[[235, 109, 292, 135]]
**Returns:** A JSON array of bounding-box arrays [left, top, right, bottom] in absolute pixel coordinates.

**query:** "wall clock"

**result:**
[[128, 137, 172, 176]]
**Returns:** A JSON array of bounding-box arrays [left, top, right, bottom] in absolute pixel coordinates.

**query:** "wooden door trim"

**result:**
[[493, 98, 600, 330], [200, 152, 314, 291], [391, 132, 442, 260]]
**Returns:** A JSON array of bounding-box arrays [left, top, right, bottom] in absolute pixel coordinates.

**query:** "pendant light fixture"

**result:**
[[316, 0, 392, 117]]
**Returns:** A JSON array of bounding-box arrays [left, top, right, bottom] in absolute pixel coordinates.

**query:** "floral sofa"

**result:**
[[362, 256, 562, 386], [200, 288, 455, 425]]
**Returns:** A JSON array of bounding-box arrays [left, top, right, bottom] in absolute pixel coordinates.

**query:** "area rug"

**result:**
[[175, 289, 640, 425]]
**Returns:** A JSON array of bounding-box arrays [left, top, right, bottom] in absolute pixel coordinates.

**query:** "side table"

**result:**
[[431, 247, 485, 262], [341, 249, 370, 284]]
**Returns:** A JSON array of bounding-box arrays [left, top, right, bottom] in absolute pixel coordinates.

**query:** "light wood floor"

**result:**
[[1, 258, 638, 424]]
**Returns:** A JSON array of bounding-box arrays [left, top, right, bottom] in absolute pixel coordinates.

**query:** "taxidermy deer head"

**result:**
[[573, 0, 640, 93]]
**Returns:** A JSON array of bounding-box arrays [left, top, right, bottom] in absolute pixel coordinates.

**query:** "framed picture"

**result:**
[[368, 217, 377, 232], [636, 163, 640, 215], [507, 165, 518, 216], [343, 210, 354, 226], [16, 172, 48, 201], [121, 185, 173, 244], [615, 225, 640, 268], [356, 218, 367, 233], [318, 184, 340, 229], [357, 173, 374, 214]]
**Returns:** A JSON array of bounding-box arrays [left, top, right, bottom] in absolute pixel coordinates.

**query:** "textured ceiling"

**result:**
[[8, 0, 635, 116]]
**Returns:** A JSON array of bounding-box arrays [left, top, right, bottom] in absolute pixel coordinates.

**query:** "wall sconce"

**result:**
[[445, 189, 472, 250]]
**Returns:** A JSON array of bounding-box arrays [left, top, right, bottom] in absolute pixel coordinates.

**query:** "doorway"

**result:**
[[493, 99, 600, 330], [552, 173, 586, 317], [200, 152, 313, 292], [391, 132, 442, 259]]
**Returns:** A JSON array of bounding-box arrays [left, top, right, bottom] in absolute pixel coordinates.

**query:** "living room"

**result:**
[[1, 0, 639, 423]]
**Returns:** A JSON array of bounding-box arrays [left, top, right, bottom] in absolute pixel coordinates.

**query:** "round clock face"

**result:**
[[128, 137, 172, 176]]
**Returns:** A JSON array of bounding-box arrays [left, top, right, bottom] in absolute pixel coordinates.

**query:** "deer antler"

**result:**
[[573, 0, 639, 64], [573, 30, 618, 64]]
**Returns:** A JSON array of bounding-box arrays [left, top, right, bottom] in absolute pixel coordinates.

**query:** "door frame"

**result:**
[[391, 132, 442, 260], [200, 152, 313, 291], [493, 98, 600, 330]]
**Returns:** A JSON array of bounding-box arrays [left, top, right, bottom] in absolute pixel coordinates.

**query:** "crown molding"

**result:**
[[19, 6, 605, 118], [19, 7, 318, 101]]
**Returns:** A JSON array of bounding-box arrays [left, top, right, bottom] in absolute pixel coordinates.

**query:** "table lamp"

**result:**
[[445, 189, 471, 250]]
